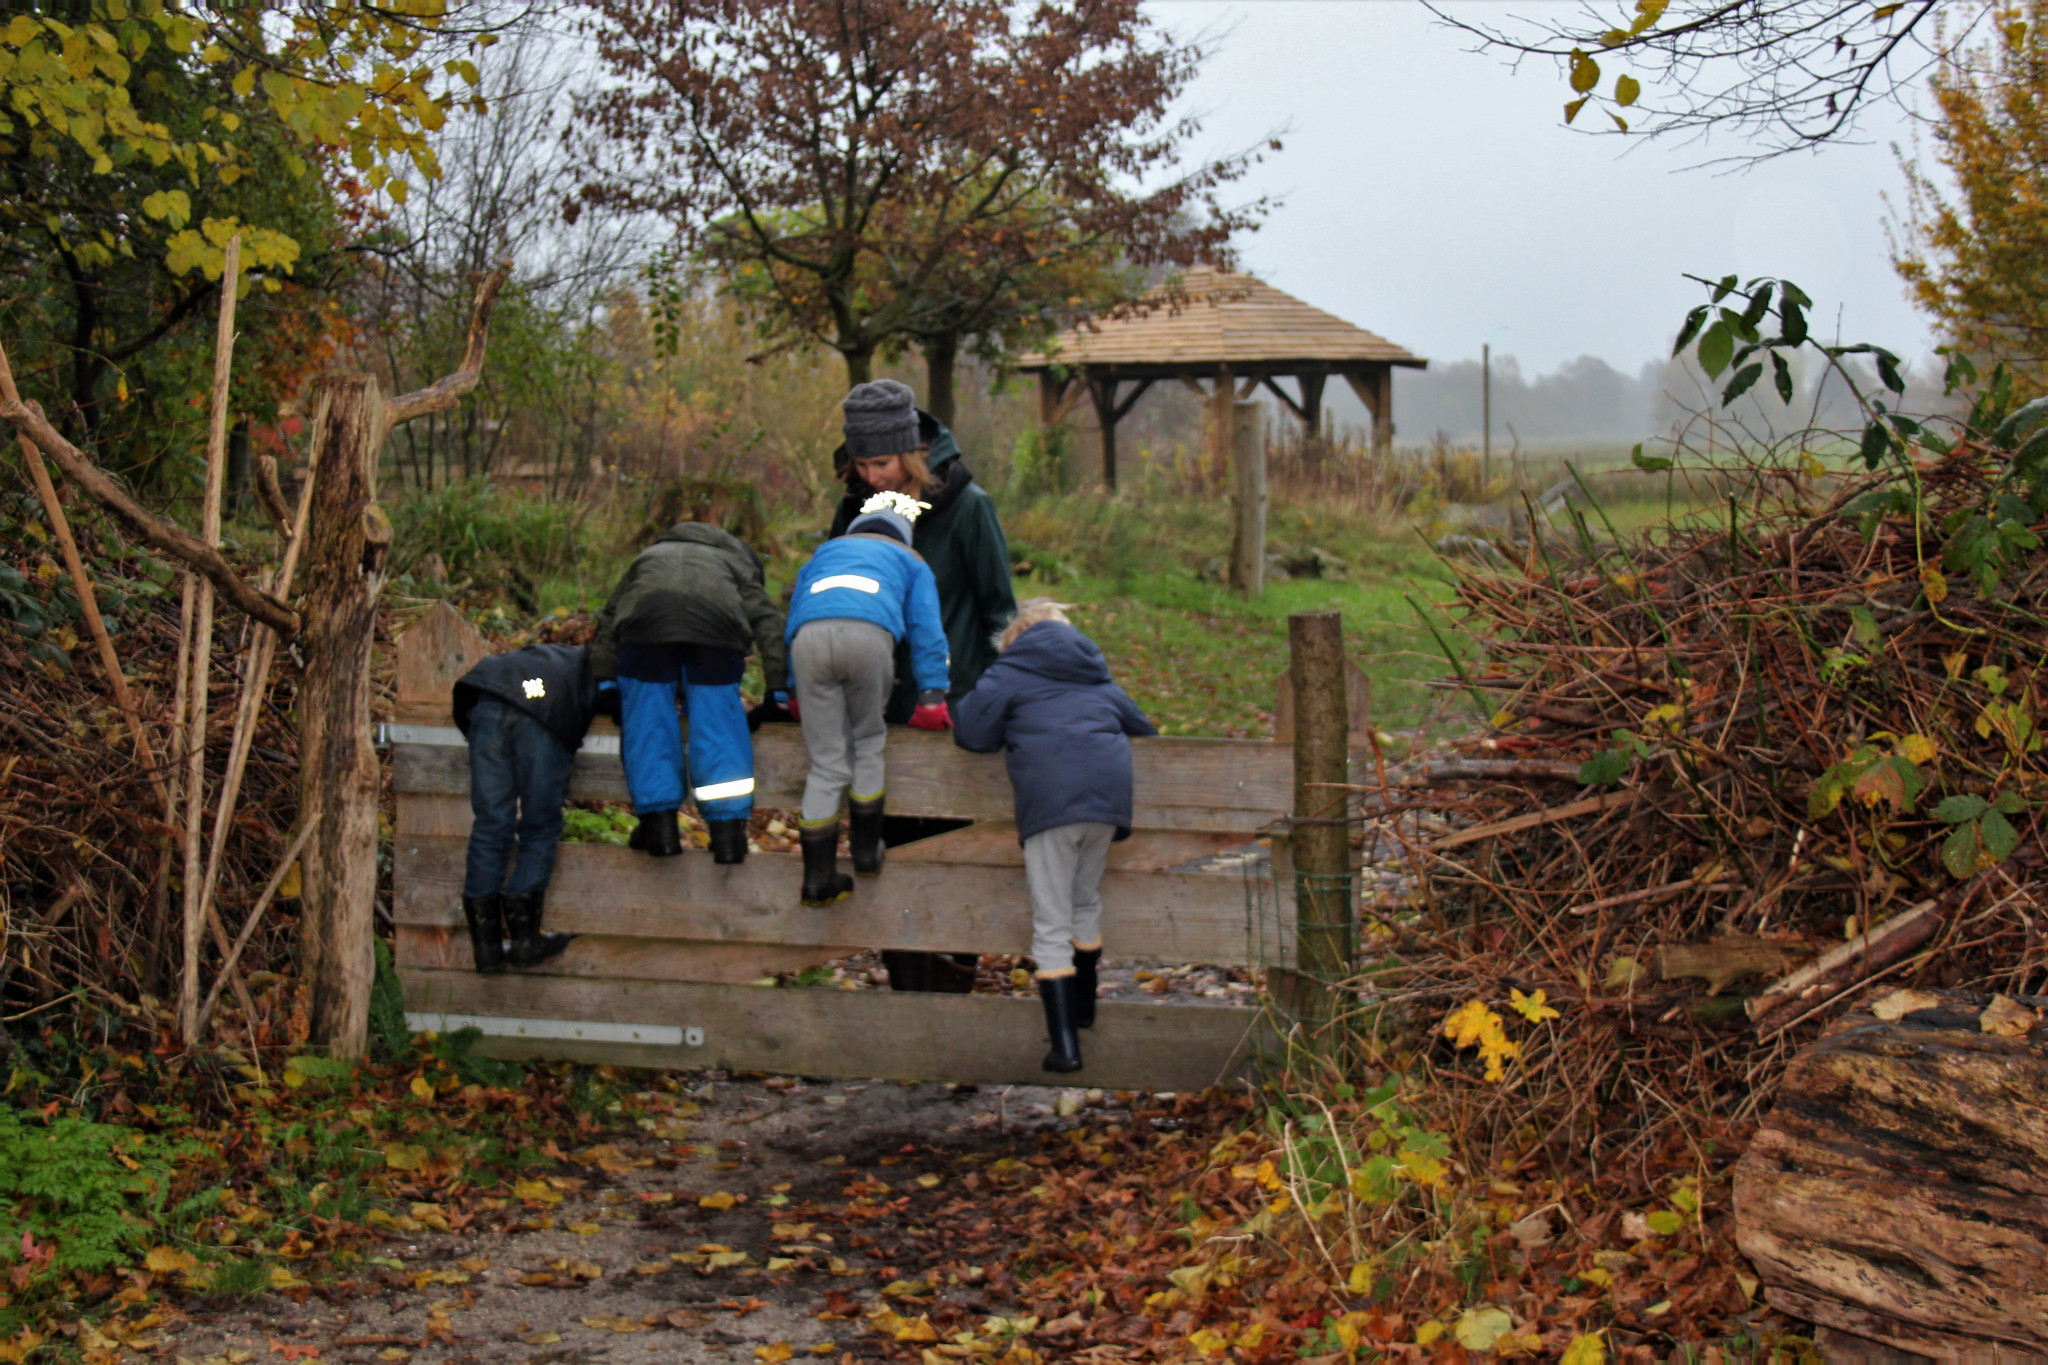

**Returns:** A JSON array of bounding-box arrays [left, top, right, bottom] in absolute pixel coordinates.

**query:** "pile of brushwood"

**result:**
[[0, 491, 310, 1046], [1367, 351, 2048, 1172]]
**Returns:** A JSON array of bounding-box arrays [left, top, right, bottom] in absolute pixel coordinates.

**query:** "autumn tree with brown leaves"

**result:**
[[1894, 2, 2048, 398], [572, 0, 1264, 399]]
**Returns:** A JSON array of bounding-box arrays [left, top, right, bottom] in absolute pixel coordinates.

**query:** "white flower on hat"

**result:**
[[859, 490, 930, 522]]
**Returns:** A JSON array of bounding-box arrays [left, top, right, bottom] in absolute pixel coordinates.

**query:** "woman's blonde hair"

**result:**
[[852, 446, 931, 500], [999, 598, 1071, 652]]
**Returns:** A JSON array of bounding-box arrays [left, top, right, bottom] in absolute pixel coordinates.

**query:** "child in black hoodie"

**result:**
[[952, 601, 1156, 1072]]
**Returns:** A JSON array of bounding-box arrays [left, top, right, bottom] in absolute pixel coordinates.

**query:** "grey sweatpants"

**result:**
[[1023, 821, 1115, 977], [792, 618, 896, 825]]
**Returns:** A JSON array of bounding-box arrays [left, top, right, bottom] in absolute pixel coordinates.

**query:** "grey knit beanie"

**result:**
[[841, 379, 921, 459]]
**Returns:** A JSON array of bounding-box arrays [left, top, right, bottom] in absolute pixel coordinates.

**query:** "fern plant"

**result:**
[[0, 1106, 186, 1276]]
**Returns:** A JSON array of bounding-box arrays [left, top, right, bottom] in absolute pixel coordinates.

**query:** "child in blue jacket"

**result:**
[[953, 600, 1157, 1073], [785, 491, 952, 906]]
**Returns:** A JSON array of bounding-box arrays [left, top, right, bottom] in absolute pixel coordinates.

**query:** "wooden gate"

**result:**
[[389, 604, 1294, 1091]]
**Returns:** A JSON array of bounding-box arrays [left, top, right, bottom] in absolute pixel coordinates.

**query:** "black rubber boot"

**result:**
[[462, 894, 507, 974], [707, 818, 748, 865], [849, 796, 885, 877], [630, 808, 684, 857], [1072, 947, 1100, 1029], [1039, 975, 1084, 1073], [503, 887, 573, 969], [799, 823, 853, 907]]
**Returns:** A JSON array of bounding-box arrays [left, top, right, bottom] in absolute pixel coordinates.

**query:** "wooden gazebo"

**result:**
[[1015, 267, 1427, 490]]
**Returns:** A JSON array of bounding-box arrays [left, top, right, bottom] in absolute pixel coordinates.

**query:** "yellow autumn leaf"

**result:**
[[1443, 998, 1494, 1049], [1455, 1306, 1515, 1352], [409, 1075, 434, 1101], [700, 1191, 736, 1210], [1187, 1328, 1230, 1357], [382, 1143, 427, 1171], [755, 1345, 794, 1364], [1561, 1334, 1606, 1365], [568, 1221, 602, 1236], [145, 1245, 197, 1275], [1510, 988, 1561, 1023], [278, 859, 302, 900], [1415, 1320, 1445, 1345], [1898, 732, 1937, 765], [512, 1178, 562, 1204]]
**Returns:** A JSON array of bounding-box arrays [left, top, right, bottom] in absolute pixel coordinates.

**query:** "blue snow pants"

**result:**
[[616, 644, 755, 822]]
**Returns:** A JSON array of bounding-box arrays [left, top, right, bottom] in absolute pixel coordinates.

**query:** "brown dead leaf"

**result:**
[[1871, 989, 1944, 1021], [1981, 994, 2041, 1038]]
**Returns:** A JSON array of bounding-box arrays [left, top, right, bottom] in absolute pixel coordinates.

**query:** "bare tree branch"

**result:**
[[386, 262, 512, 426], [0, 399, 300, 635]]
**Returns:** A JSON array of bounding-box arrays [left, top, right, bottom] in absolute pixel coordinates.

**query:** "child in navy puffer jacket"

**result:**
[[953, 600, 1157, 1073], [785, 491, 952, 906]]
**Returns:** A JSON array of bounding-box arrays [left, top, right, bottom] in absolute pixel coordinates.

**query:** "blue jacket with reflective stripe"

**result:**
[[785, 533, 950, 693]]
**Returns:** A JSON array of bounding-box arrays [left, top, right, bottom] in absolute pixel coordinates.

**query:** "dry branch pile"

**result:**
[[1368, 437, 2048, 1165], [0, 504, 309, 1043]]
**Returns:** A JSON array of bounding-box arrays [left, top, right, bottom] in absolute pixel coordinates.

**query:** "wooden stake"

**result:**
[[0, 342, 165, 806], [194, 464, 315, 978], [191, 815, 319, 1043], [1288, 610, 1352, 1043], [1229, 400, 1267, 596], [179, 235, 240, 1046]]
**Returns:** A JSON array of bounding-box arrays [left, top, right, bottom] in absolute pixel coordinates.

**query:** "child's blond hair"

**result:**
[[999, 597, 1072, 652]]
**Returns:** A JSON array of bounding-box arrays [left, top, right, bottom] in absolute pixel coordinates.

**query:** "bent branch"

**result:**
[[1, 399, 299, 635], [386, 263, 512, 426]]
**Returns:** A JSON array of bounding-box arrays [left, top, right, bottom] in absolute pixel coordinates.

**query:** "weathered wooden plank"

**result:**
[[391, 727, 1352, 834], [395, 601, 490, 707], [392, 835, 1260, 965], [395, 924, 849, 983], [397, 792, 472, 839], [401, 968, 1266, 1090]]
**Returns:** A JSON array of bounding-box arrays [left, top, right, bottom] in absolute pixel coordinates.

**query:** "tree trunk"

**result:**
[[922, 331, 959, 427], [842, 347, 874, 388], [294, 375, 393, 1058], [1733, 988, 2048, 1357]]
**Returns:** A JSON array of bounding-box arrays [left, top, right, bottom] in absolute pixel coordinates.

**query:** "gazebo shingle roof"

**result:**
[[1016, 267, 1424, 371]]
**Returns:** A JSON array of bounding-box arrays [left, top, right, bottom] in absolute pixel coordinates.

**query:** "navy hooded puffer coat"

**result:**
[[952, 621, 1158, 843]]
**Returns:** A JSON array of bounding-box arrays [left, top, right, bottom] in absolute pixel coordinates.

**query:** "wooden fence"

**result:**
[[390, 603, 1308, 1091]]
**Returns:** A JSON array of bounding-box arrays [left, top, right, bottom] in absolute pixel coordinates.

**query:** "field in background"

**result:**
[[381, 436, 1735, 743]]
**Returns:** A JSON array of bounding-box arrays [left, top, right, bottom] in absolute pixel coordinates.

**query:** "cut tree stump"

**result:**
[[1732, 988, 2048, 1357]]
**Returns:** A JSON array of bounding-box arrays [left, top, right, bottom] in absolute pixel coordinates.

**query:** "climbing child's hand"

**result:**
[[909, 691, 951, 731]]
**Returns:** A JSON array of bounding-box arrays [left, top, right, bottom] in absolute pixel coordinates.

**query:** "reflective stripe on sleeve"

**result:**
[[693, 777, 757, 802], [810, 574, 881, 594]]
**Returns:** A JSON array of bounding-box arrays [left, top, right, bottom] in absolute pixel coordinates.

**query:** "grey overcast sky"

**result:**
[[1153, 0, 1938, 377]]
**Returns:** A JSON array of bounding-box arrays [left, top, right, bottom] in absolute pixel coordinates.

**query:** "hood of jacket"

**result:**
[[999, 621, 1110, 686], [651, 520, 763, 572]]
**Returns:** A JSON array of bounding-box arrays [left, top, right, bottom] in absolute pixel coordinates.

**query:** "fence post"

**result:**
[[1230, 401, 1267, 595], [1288, 609, 1353, 1044]]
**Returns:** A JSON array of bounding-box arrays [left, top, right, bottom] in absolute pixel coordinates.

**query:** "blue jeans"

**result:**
[[463, 697, 573, 899], [617, 644, 755, 822]]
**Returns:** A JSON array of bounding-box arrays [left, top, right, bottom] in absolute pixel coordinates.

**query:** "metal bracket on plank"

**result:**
[[405, 1012, 691, 1047], [376, 723, 621, 755]]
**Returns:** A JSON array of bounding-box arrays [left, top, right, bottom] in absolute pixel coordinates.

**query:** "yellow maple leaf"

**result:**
[[1510, 988, 1560, 1023], [1898, 732, 1938, 765], [1443, 998, 1494, 1049], [1187, 1328, 1230, 1357], [1561, 1331, 1606, 1364], [754, 1345, 794, 1364]]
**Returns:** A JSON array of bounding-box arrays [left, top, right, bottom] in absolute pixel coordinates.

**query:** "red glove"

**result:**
[[908, 694, 951, 731], [787, 693, 801, 722]]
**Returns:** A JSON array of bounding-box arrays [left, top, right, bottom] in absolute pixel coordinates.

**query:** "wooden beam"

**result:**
[[1299, 373, 1327, 437], [1260, 376, 1308, 422], [390, 831, 1266, 965], [1110, 377, 1154, 424], [1343, 367, 1394, 455], [391, 727, 1351, 835], [1038, 372, 1083, 428], [396, 924, 848, 983], [401, 969, 1267, 1091]]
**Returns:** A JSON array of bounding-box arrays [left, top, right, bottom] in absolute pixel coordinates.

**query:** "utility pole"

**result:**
[[1482, 342, 1492, 495]]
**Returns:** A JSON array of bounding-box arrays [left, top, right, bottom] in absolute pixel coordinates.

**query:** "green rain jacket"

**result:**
[[591, 522, 787, 687], [829, 411, 1016, 721]]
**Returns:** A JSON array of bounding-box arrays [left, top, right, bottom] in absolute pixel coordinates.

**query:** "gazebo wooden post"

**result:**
[[1228, 400, 1266, 597], [1299, 372, 1327, 479], [1343, 367, 1395, 457], [1037, 371, 1071, 429], [1208, 367, 1235, 494], [1088, 374, 1121, 491]]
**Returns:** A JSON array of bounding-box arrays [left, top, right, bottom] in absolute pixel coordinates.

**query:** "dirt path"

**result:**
[[159, 1076, 1129, 1365]]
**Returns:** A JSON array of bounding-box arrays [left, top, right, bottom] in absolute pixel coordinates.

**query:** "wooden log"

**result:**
[[391, 829, 1259, 964], [1273, 658, 1373, 745], [1656, 935, 1812, 996], [401, 968, 1265, 1091], [1288, 612, 1351, 1035], [1746, 895, 1952, 1032], [296, 374, 390, 1056], [391, 728, 1342, 835], [1733, 989, 2048, 1357]]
